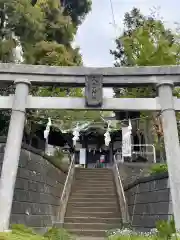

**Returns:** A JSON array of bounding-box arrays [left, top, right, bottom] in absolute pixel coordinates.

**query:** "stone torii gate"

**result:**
[[0, 63, 180, 231]]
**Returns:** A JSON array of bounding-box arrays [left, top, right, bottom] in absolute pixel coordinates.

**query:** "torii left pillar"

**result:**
[[0, 79, 30, 231]]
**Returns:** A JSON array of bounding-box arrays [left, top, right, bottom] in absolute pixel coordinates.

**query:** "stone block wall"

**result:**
[[118, 162, 152, 186], [0, 141, 67, 233], [124, 173, 173, 232]]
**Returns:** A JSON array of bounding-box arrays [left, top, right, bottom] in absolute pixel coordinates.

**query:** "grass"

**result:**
[[149, 163, 168, 175]]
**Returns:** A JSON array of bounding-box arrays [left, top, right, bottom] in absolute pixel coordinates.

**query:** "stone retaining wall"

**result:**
[[124, 172, 173, 232], [118, 162, 152, 186], [0, 141, 67, 233]]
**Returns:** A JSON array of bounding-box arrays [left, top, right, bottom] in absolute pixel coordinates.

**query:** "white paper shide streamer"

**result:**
[[104, 121, 111, 146], [44, 117, 52, 140], [72, 124, 80, 146]]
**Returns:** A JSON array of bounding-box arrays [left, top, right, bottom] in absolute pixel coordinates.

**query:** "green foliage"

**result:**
[[121, 21, 179, 67], [0, 39, 16, 63], [32, 0, 92, 27], [1, 224, 44, 240], [53, 148, 64, 160], [36, 0, 75, 45], [7, 0, 44, 42], [108, 218, 177, 240], [44, 227, 74, 240], [61, 0, 92, 26], [111, 8, 177, 68], [149, 163, 168, 175], [11, 224, 36, 235], [46, 153, 66, 171], [111, 8, 180, 155], [0, 225, 73, 240], [0, 0, 96, 133], [156, 216, 176, 239], [0, 0, 91, 62], [25, 41, 82, 66], [111, 8, 180, 99]]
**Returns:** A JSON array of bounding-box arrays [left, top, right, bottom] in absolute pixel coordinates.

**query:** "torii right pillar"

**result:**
[[157, 81, 180, 231]]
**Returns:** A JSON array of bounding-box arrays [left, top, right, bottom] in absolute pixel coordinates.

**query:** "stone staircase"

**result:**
[[63, 168, 122, 237]]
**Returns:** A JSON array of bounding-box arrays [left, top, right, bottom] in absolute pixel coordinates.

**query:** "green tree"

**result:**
[[31, 0, 92, 27], [0, 0, 95, 135], [111, 8, 177, 98], [111, 8, 180, 159], [60, 0, 92, 26]]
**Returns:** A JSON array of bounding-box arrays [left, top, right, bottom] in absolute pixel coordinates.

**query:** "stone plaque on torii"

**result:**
[[0, 64, 179, 230], [85, 75, 103, 107]]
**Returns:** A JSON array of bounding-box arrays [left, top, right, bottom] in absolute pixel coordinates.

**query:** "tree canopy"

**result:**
[[0, 0, 110, 135], [111, 8, 180, 158], [111, 8, 180, 98]]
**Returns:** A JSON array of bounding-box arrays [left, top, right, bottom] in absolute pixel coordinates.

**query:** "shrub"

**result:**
[[0, 225, 73, 240], [149, 163, 168, 175], [107, 218, 178, 240], [156, 216, 176, 239], [11, 224, 35, 235], [44, 227, 74, 240]]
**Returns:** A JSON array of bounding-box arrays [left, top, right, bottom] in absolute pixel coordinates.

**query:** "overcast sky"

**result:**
[[74, 0, 180, 97]]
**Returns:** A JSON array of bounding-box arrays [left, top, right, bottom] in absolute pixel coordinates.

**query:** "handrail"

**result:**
[[60, 154, 75, 202], [132, 144, 156, 163], [116, 144, 156, 163], [58, 154, 75, 225], [113, 154, 130, 224]]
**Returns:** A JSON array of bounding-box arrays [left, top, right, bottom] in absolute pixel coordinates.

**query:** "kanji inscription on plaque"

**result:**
[[85, 75, 103, 107]]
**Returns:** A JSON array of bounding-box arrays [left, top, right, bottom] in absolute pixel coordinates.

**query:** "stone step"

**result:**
[[75, 168, 112, 172], [69, 197, 117, 203], [65, 229, 108, 237], [75, 172, 113, 176], [74, 180, 114, 184], [75, 173, 113, 177], [65, 211, 121, 218], [64, 217, 121, 224], [71, 193, 116, 198], [75, 171, 112, 173], [72, 183, 115, 191], [72, 186, 115, 191], [72, 181, 115, 188], [66, 206, 119, 214], [75, 178, 114, 182], [75, 174, 113, 177], [73, 182, 115, 187], [67, 201, 117, 208], [71, 191, 115, 196], [76, 171, 113, 175], [64, 222, 121, 231], [71, 189, 116, 195]]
